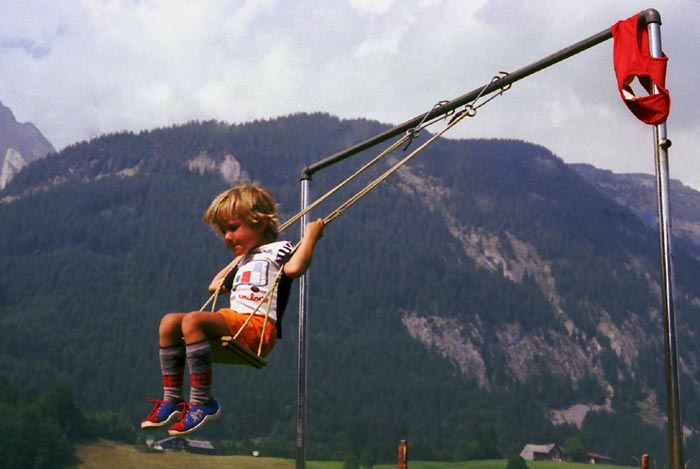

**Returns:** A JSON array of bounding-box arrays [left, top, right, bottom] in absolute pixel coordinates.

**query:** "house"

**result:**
[[519, 443, 565, 461], [146, 436, 217, 455], [588, 452, 614, 465], [186, 439, 217, 455]]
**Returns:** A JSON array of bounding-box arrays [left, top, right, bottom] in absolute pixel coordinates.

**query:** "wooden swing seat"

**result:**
[[210, 336, 267, 369]]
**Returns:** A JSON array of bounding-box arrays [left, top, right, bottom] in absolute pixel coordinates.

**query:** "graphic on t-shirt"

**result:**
[[234, 260, 269, 287]]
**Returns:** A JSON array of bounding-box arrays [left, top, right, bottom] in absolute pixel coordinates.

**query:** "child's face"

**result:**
[[220, 216, 267, 255]]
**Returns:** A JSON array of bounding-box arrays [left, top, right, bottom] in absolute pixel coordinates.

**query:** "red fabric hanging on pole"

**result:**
[[611, 13, 670, 125]]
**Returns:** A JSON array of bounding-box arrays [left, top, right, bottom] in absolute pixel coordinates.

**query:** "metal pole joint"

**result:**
[[639, 8, 661, 26]]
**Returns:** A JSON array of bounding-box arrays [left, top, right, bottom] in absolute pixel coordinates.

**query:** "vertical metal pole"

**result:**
[[296, 177, 311, 469], [644, 9, 685, 469]]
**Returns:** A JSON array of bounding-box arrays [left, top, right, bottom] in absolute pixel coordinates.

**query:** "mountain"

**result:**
[[1, 114, 699, 465], [0, 100, 55, 190], [572, 163, 700, 259]]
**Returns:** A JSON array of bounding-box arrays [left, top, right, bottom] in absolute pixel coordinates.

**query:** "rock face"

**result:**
[[187, 151, 249, 183], [0, 148, 26, 189], [0, 101, 55, 189]]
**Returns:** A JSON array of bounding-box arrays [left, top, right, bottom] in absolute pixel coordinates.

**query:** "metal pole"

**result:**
[[296, 177, 311, 469], [643, 9, 685, 469]]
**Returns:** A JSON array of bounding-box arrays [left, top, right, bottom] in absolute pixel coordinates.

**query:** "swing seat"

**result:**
[[211, 336, 267, 369]]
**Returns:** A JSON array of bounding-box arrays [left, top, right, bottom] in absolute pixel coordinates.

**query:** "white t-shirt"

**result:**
[[229, 241, 294, 324]]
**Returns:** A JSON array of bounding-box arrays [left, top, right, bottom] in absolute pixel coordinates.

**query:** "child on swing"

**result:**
[[141, 183, 324, 435]]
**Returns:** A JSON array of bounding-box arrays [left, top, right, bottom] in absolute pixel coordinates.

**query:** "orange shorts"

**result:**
[[216, 309, 277, 357]]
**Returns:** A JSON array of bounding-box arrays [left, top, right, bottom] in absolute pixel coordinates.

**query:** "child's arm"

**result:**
[[283, 219, 325, 278], [209, 255, 243, 293]]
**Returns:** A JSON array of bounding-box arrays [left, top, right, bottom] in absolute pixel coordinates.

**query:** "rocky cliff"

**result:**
[[0, 101, 55, 189]]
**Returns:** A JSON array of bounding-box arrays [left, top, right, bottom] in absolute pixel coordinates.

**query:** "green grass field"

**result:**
[[73, 440, 632, 469]]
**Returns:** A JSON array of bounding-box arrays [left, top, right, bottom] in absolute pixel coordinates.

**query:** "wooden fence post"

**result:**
[[641, 453, 649, 469], [398, 440, 408, 469]]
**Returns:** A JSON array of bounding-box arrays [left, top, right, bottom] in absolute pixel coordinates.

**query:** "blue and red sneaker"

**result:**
[[168, 399, 221, 436], [141, 398, 185, 430]]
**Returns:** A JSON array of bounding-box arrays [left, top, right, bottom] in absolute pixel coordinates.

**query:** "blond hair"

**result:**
[[203, 183, 280, 243]]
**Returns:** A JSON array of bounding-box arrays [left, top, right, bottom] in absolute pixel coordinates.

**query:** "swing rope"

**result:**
[[322, 99, 491, 225], [207, 71, 512, 363]]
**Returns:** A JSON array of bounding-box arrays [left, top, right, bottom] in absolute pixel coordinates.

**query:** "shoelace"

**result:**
[[172, 402, 190, 424], [145, 398, 186, 420], [145, 398, 165, 419]]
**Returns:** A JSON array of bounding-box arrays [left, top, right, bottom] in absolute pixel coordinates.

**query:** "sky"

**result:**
[[1, 0, 699, 188]]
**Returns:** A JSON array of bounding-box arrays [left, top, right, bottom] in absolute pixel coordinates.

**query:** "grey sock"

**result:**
[[186, 340, 213, 405], [160, 345, 185, 403]]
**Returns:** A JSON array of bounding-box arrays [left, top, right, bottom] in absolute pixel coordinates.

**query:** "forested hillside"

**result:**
[[572, 162, 700, 259], [1, 113, 699, 467]]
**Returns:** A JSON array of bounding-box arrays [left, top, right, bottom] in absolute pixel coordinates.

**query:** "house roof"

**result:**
[[187, 439, 215, 450], [154, 436, 215, 449], [588, 452, 614, 461], [520, 443, 563, 460]]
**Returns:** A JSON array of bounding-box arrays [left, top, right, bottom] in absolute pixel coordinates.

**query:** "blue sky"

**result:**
[[2, 0, 699, 188]]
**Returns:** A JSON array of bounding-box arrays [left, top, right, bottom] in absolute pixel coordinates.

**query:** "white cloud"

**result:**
[[0, 0, 697, 190], [347, 0, 397, 15]]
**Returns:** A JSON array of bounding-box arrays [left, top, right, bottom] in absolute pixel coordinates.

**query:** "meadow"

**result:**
[[73, 440, 632, 469]]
